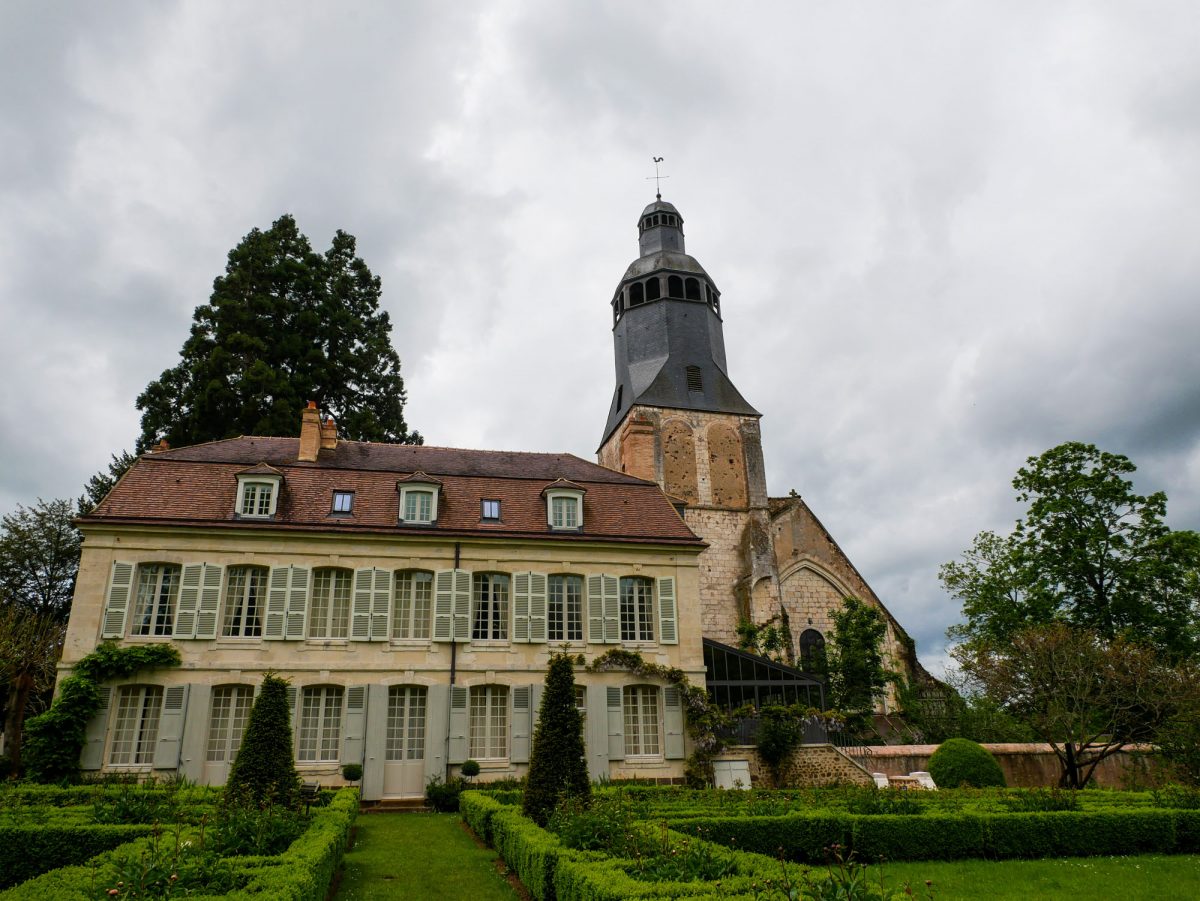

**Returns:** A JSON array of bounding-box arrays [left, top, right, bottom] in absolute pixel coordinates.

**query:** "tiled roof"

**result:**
[[85, 437, 702, 546]]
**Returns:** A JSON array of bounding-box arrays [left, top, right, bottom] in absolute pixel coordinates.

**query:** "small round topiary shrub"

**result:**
[[461, 759, 481, 780], [928, 737, 1006, 788]]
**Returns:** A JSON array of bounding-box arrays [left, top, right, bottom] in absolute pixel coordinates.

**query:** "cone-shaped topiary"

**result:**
[[225, 672, 302, 807], [523, 653, 590, 825], [928, 737, 1007, 788]]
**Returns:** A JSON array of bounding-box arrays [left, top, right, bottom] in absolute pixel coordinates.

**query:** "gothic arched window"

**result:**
[[799, 629, 826, 673]]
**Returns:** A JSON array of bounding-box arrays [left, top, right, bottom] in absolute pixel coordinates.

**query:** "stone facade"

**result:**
[[714, 744, 874, 788]]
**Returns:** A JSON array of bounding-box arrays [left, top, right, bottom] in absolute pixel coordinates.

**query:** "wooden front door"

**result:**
[[383, 686, 427, 797]]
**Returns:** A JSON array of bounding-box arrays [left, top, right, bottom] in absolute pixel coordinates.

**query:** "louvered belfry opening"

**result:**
[[685, 366, 703, 393]]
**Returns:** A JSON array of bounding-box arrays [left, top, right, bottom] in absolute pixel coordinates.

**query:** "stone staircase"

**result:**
[[360, 797, 430, 813]]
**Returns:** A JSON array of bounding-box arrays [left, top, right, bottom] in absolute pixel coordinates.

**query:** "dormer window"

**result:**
[[397, 473, 442, 525], [234, 465, 283, 519], [332, 491, 354, 514], [543, 480, 586, 532]]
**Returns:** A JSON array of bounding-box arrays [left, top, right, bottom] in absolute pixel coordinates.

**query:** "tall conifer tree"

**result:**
[[523, 654, 590, 825], [135, 215, 421, 451]]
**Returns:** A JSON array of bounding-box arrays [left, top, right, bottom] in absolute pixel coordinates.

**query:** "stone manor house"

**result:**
[[62, 197, 921, 799]]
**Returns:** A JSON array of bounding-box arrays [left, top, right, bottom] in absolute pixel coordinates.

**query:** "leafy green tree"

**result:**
[[136, 215, 421, 452], [0, 605, 65, 776], [0, 499, 81, 621], [897, 676, 1033, 744], [78, 450, 138, 515], [824, 597, 894, 723], [942, 442, 1200, 660], [225, 673, 301, 808], [523, 653, 590, 825]]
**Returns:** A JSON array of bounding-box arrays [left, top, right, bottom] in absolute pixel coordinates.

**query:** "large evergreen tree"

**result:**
[[135, 215, 421, 451], [523, 654, 590, 825], [225, 673, 301, 807]]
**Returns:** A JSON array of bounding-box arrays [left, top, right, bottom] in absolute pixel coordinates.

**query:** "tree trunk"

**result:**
[[2, 672, 34, 777], [1060, 742, 1082, 789]]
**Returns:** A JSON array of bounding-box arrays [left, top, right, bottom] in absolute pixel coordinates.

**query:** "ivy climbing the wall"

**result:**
[[23, 641, 181, 783]]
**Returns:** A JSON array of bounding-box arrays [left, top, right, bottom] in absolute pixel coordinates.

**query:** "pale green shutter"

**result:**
[[285, 566, 310, 640], [101, 561, 135, 638], [351, 569, 373, 640], [585, 685, 608, 781], [433, 570, 454, 641], [657, 577, 678, 644], [587, 574, 604, 643], [341, 686, 367, 765], [606, 686, 625, 760], [664, 686, 685, 759], [529, 573, 547, 643], [511, 685, 532, 763], [178, 683, 209, 783], [447, 685, 469, 764], [195, 565, 223, 639], [286, 686, 299, 740], [530, 684, 544, 740], [174, 565, 202, 638], [80, 687, 111, 769], [452, 569, 472, 641], [512, 572, 531, 643], [153, 684, 189, 770], [362, 685, 387, 802], [265, 567, 289, 639], [370, 569, 391, 641], [603, 575, 620, 643], [424, 684, 449, 786]]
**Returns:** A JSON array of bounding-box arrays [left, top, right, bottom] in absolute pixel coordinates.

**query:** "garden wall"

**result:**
[[843, 743, 1165, 788], [714, 743, 874, 788]]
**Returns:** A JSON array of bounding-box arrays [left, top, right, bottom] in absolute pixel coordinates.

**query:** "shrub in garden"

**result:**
[[757, 705, 806, 779], [210, 802, 306, 856], [523, 653, 590, 825], [461, 759, 481, 780], [999, 787, 1080, 812], [928, 737, 1006, 788], [426, 774, 466, 812], [224, 673, 301, 808], [342, 763, 363, 782]]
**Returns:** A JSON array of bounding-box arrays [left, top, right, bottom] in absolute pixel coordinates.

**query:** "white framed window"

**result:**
[[222, 566, 267, 637], [131, 564, 180, 636], [298, 686, 343, 762], [393, 570, 433, 640], [549, 574, 583, 642], [472, 573, 509, 641], [332, 491, 354, 514], [109, 685, 163, 765], [481, 499, 501, 520], [620, 576, 655, 642], [544, 486, 585, 531], [235, 475, 281, 519], [309, 568, 352, 639], [386, 686, 427, 761], [206, 685, 254, 762], [397, 478, 440, 525], [574, 684, 587, 717], [623, 685, 662, 758], [469, 685, 509, 760]]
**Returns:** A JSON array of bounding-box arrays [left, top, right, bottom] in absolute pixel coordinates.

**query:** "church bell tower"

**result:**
[[598, 198, 780, 641]]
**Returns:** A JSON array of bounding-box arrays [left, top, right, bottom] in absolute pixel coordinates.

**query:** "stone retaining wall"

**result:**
[[714, 743, 874, 788]]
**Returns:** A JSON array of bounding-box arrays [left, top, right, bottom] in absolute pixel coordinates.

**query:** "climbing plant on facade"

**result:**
[[23, 641, 180, 782]]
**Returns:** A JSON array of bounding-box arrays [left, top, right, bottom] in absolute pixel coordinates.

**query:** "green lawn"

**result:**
[[335, 812, 520, 900], [882, 855, 1200, 900]]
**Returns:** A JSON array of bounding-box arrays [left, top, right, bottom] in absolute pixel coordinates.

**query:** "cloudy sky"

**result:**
[[3, 2, 1198, 673]]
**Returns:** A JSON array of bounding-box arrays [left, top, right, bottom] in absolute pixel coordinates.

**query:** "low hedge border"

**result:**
[[0, 788, 358, 900], [0, 824, 156, 889], [669, 808, 1200, 862], [0, 784, 222, 809]]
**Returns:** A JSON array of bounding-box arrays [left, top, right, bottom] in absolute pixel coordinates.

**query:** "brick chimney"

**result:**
[[320, 416, 338, 450], [298, 401, 321, 462]]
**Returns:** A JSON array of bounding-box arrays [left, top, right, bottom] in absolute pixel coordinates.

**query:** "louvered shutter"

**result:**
[[664, 686, 685, 759], [529, 573, 547, 643], [447, 685, 469, 764], [530, 684, 544, 741], [153, 685, 189, 769], [174, 565, 202, 638], [286, 685, 299, 733], [362, 685, 388, 802], [351, 569, 373, 640], [433, 570, 454, 641], [341, 686, 367, 764], [452, 569, 472, 641], [101, 561, 135, 638], [606, 686, 625, 760], [80, 687, 112, 769], [265, 567, 289, 639], [285, 567, 310, 640], [195, 565, 223, 639], [370, 569, 391, 641], [602, 575, 620, 643], [585, 685, 608, 781], [586, 575, 604, 643], [178, 683, 209, 783], [657, 577, 678, 645], [511, 685, 532, 763], [512, 572, 531, 643]]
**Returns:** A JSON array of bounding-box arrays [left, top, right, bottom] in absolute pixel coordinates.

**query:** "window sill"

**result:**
[[475, 759, 511, 769], [305, 639, 351, 648], [466, 640, 511, 649], [215, 639, 264, 649], [390, 639, 432, 647], [623, 757, 667, 766]]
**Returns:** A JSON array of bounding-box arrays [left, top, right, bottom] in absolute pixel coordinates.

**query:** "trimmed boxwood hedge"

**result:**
[[0, 824, 155, 889], [0, 788, 358, 900]]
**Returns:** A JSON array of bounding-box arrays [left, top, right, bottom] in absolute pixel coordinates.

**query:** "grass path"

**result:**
[[335, 812, 520, 901], [883, 854, 1200, 900]]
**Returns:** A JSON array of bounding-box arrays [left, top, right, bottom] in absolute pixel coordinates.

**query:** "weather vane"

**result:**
[[646, 156, 669, 199]]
